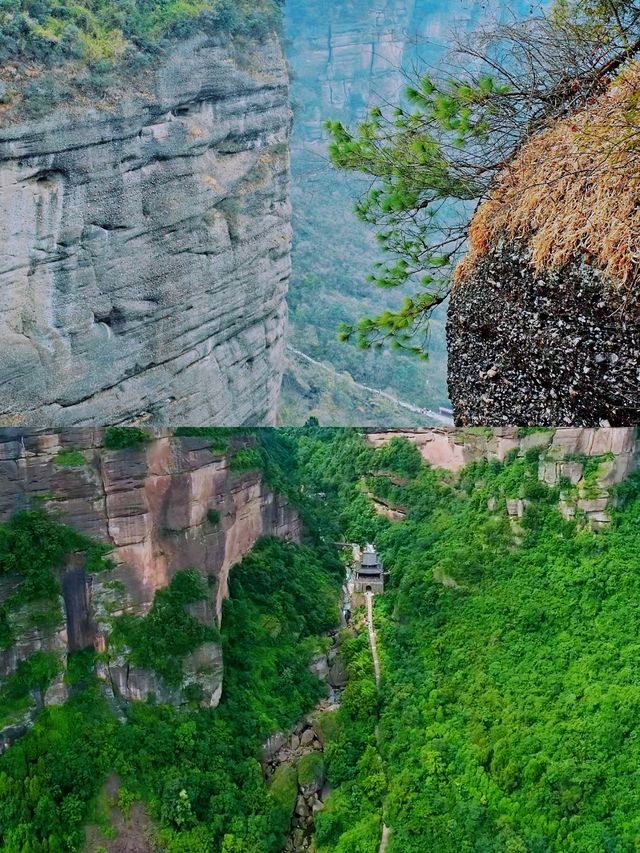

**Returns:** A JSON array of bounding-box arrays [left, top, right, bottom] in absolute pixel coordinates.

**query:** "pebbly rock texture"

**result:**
[[367, 426, 638, 527], [0, 430, 301, 743], [0, 33, 291, 426], [447, 242, 640, 426]]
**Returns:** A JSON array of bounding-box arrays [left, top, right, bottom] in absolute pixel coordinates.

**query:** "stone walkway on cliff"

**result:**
[[366, 591, 391, 853]]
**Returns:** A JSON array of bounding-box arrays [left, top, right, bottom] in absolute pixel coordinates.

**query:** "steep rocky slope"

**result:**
[[0, 33, 291, 426], [367, 427, 638, 527], [448, 64, 640, 426], [0, 429, 301, 746]]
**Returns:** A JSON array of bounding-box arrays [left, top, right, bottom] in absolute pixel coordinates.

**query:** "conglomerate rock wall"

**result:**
[[447, 245, 640, 426]]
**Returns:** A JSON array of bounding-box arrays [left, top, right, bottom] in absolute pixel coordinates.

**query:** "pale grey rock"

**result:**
[[577, 497, 610, 513], [0, 33, 291, 426], [588, 511, 611, 529], [559, 461, 584, 485], [300, 728, 315, 747], [295, 796, 310, 818], [520, 431, 554, 452], [328, 658, 348, 688], [505, 499, 522, 517], [262, 731, 287, 763], [309, 653, 329, 682], [559, 500, 576, 520]]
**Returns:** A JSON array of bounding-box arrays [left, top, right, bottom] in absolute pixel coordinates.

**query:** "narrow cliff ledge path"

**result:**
[[366, 591, 391, 853], [366, 592, 382, 689]]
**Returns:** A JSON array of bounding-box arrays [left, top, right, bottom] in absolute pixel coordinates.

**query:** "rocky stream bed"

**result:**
[[261, 628, 349, 852]]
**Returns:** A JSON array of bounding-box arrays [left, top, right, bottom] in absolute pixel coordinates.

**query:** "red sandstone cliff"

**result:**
[[0, 429, 302, 745], [367, 427, 638, 528]]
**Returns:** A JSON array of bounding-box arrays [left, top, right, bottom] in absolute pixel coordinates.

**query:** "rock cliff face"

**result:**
[[286, 0, 509, 145], [447, 245, 640, 425], [367, 427, 639, 527], [448, 63, 640, 426], [286, 0, 420, 144], [0, 430, 301, 745], [0, 33, 291, 426]]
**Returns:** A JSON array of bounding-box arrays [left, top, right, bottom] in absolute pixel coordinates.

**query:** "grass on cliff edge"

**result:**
[[0, 0, 283, 117], [457, 61, 640, 299], [0, 0, 282, 65]]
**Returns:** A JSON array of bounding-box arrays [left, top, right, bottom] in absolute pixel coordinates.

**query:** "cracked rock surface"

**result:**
[[447, 241, 640, 426], [0, 33, 291, 426]]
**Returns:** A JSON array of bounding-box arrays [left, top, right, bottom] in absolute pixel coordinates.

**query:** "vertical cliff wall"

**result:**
[[0, 430, 302, 744], [447, 64, 640, 426], [0, 33, 291, 426]]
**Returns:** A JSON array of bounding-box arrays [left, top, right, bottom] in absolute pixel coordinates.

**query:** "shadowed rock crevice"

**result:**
[[61, 558, 96, 652]]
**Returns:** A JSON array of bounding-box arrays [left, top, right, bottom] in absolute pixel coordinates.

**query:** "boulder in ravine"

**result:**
[[328, 658, 348, 689], [297, 753, 325, 797]]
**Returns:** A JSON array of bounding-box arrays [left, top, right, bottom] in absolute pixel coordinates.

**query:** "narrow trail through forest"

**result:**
[[366, 592, 382, 688], [365, 591, 391, 853]]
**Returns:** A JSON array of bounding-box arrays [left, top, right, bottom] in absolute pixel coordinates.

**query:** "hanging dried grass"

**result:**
[[456, 61, 640, 297]]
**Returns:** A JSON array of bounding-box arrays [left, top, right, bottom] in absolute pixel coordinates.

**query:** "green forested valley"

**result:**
[[0, 428, 639, 851]]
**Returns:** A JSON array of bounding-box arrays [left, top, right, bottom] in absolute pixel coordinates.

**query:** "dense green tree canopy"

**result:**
[[2, 429, 640, 852]]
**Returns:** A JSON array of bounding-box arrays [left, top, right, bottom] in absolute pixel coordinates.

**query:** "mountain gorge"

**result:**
[[1, 0, 633, 426], [282, 0, 454, 424], [0, 426, 639, 851]]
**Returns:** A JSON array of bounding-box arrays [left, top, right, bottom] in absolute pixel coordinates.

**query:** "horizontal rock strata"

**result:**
[[0, 33, 291, 425]]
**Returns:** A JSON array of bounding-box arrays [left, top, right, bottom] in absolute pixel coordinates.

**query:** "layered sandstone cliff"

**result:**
[[0, 33, 291, 426], [0, 430, 301, 746], [367, 427, 639, 527]]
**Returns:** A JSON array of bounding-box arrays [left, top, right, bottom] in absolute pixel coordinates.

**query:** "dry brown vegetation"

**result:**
[[457, 61, 640, 297]]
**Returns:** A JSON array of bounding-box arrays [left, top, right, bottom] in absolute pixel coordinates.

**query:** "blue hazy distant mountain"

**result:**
[[283, 0, 531, 423]]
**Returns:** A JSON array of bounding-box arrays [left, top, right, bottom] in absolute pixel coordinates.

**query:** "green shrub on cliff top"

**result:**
[[0, 650, 62, 726], [0, 0, 283, 67], [54, 448, 86, 467], [110, 569, 219, 687], [0, 510, 113, 606], [103, 426, 150, 450]]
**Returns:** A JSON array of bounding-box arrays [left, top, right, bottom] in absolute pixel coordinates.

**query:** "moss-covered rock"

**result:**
[[297, 752, 325, 795]]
